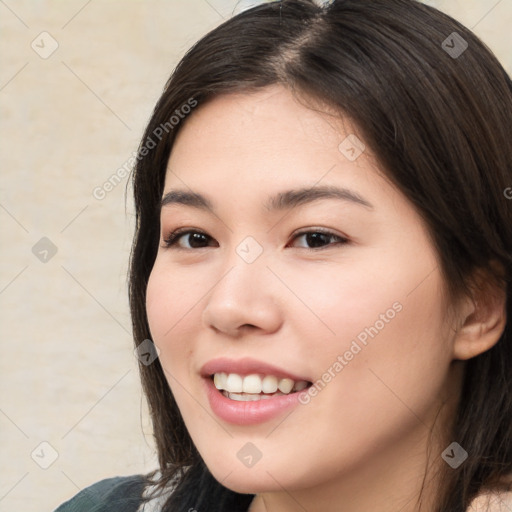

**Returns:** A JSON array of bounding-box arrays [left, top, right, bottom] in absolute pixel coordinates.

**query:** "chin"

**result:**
[[215, 472, 281, 495]]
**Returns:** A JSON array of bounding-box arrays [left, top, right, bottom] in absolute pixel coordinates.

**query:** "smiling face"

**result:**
[[145, 84, 463, 508]]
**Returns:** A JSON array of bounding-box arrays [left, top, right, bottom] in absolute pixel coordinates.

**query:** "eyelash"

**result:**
[[161, 227, 348, 251]]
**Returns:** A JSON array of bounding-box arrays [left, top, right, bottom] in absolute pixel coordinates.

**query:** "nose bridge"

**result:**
[[214, 234, 270, 302], [202, 234, 283, 335]]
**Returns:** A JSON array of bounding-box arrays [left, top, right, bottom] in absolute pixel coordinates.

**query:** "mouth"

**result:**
[[200, 357, 314, 424], [203, 374, 313, 425], [209, 372, 313, 402]]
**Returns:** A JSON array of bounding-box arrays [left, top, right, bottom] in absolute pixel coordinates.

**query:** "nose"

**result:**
[[201, 252, 283, 338]]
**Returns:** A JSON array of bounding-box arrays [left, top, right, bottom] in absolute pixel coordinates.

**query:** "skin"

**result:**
[[145, 84, 506, 512]]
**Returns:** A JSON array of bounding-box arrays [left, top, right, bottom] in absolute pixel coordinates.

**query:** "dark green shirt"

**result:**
[[54, 475, 146, 512]]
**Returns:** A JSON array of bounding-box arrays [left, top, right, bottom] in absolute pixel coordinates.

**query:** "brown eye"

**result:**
[[289, 229, 348, 250], [162, 229, 216, 249], [161, 228, 348, 251]]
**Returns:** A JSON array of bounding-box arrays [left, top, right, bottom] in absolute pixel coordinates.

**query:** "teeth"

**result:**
[[242, 374, 262, 394], [213, 372, 227, 390], [261, 375, 278, 393], [226, 373, 243, 393], [278, 378, 294, 394], [223, 390, 286, 401], [294, 380, 309, 391], [212, 372, 309, 395]]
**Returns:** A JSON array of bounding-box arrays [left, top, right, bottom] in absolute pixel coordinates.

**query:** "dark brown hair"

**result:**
[[128, 1, 512, 510]]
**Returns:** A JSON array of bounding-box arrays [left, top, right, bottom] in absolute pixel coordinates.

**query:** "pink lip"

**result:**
[[203, 376, 309, 425], [200, 357, 312, 426], [200, 357, 311, 382]]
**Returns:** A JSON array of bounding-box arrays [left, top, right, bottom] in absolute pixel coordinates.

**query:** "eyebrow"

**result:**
[[160, 185, 374, 213]]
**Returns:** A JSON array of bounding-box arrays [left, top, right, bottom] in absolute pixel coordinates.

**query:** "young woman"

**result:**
[[54, 0, 512, 511]]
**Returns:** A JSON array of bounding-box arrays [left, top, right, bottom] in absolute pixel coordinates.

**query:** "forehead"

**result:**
[[165, 84, 382, 188], [171, 85, 352, 156]]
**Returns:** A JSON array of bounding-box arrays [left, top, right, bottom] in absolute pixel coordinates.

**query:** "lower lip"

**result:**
[[203, 377, 309, 426]]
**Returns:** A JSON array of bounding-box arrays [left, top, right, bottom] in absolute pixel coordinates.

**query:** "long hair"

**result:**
[[128, 1, 512, 510]]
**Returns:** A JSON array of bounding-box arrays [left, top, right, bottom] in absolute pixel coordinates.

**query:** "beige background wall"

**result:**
[[0, 1, 510, 511]]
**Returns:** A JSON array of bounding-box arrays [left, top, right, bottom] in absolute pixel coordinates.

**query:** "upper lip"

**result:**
[[200, 357, 311, 383]]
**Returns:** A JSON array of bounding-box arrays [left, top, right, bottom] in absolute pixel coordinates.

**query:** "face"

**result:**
[[146, 84, 459, 499]]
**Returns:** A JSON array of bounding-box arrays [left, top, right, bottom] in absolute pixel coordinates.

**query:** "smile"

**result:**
[[203, 377, 312, 425], [213, 372, 310, 400]]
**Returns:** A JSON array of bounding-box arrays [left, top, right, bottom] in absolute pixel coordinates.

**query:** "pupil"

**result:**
[[307, 233, 329, 248], [189, 233, 207, 248]]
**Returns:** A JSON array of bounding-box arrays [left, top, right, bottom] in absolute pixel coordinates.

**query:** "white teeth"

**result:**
[[261, 375, 278, 393], [225, 373, 243, 393], [277, 378, 294, 394], [223, 390, 286, 401], [242, 374, 262, 394], [212, 372, 309, 395], [213, 372, 226, 390]]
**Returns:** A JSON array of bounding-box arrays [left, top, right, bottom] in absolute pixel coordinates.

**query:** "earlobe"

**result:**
[[452, 268, 507, 361]]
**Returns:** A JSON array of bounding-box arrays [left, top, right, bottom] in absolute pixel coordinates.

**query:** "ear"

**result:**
[[452, 264, 507, 361]]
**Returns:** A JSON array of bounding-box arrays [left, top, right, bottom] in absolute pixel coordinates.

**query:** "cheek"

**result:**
[[256, 261, 453, 475], [145, 264, 196, 376], [145, 267, 168, 345], [299, 269, 452, 450], [312, 256, 452, 405], [146, 259, 205, 342], [146, 259, 227, 424]]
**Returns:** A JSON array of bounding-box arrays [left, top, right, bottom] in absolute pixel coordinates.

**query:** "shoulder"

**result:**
[[137, 470, 180, 512], [468, 491, 512, 512], [53, 474, 146, 512]]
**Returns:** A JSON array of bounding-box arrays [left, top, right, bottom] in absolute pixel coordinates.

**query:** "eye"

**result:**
[[162, 229, 215, 250], [161, 227, 348, 251], [289, 228, 348, 250]]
